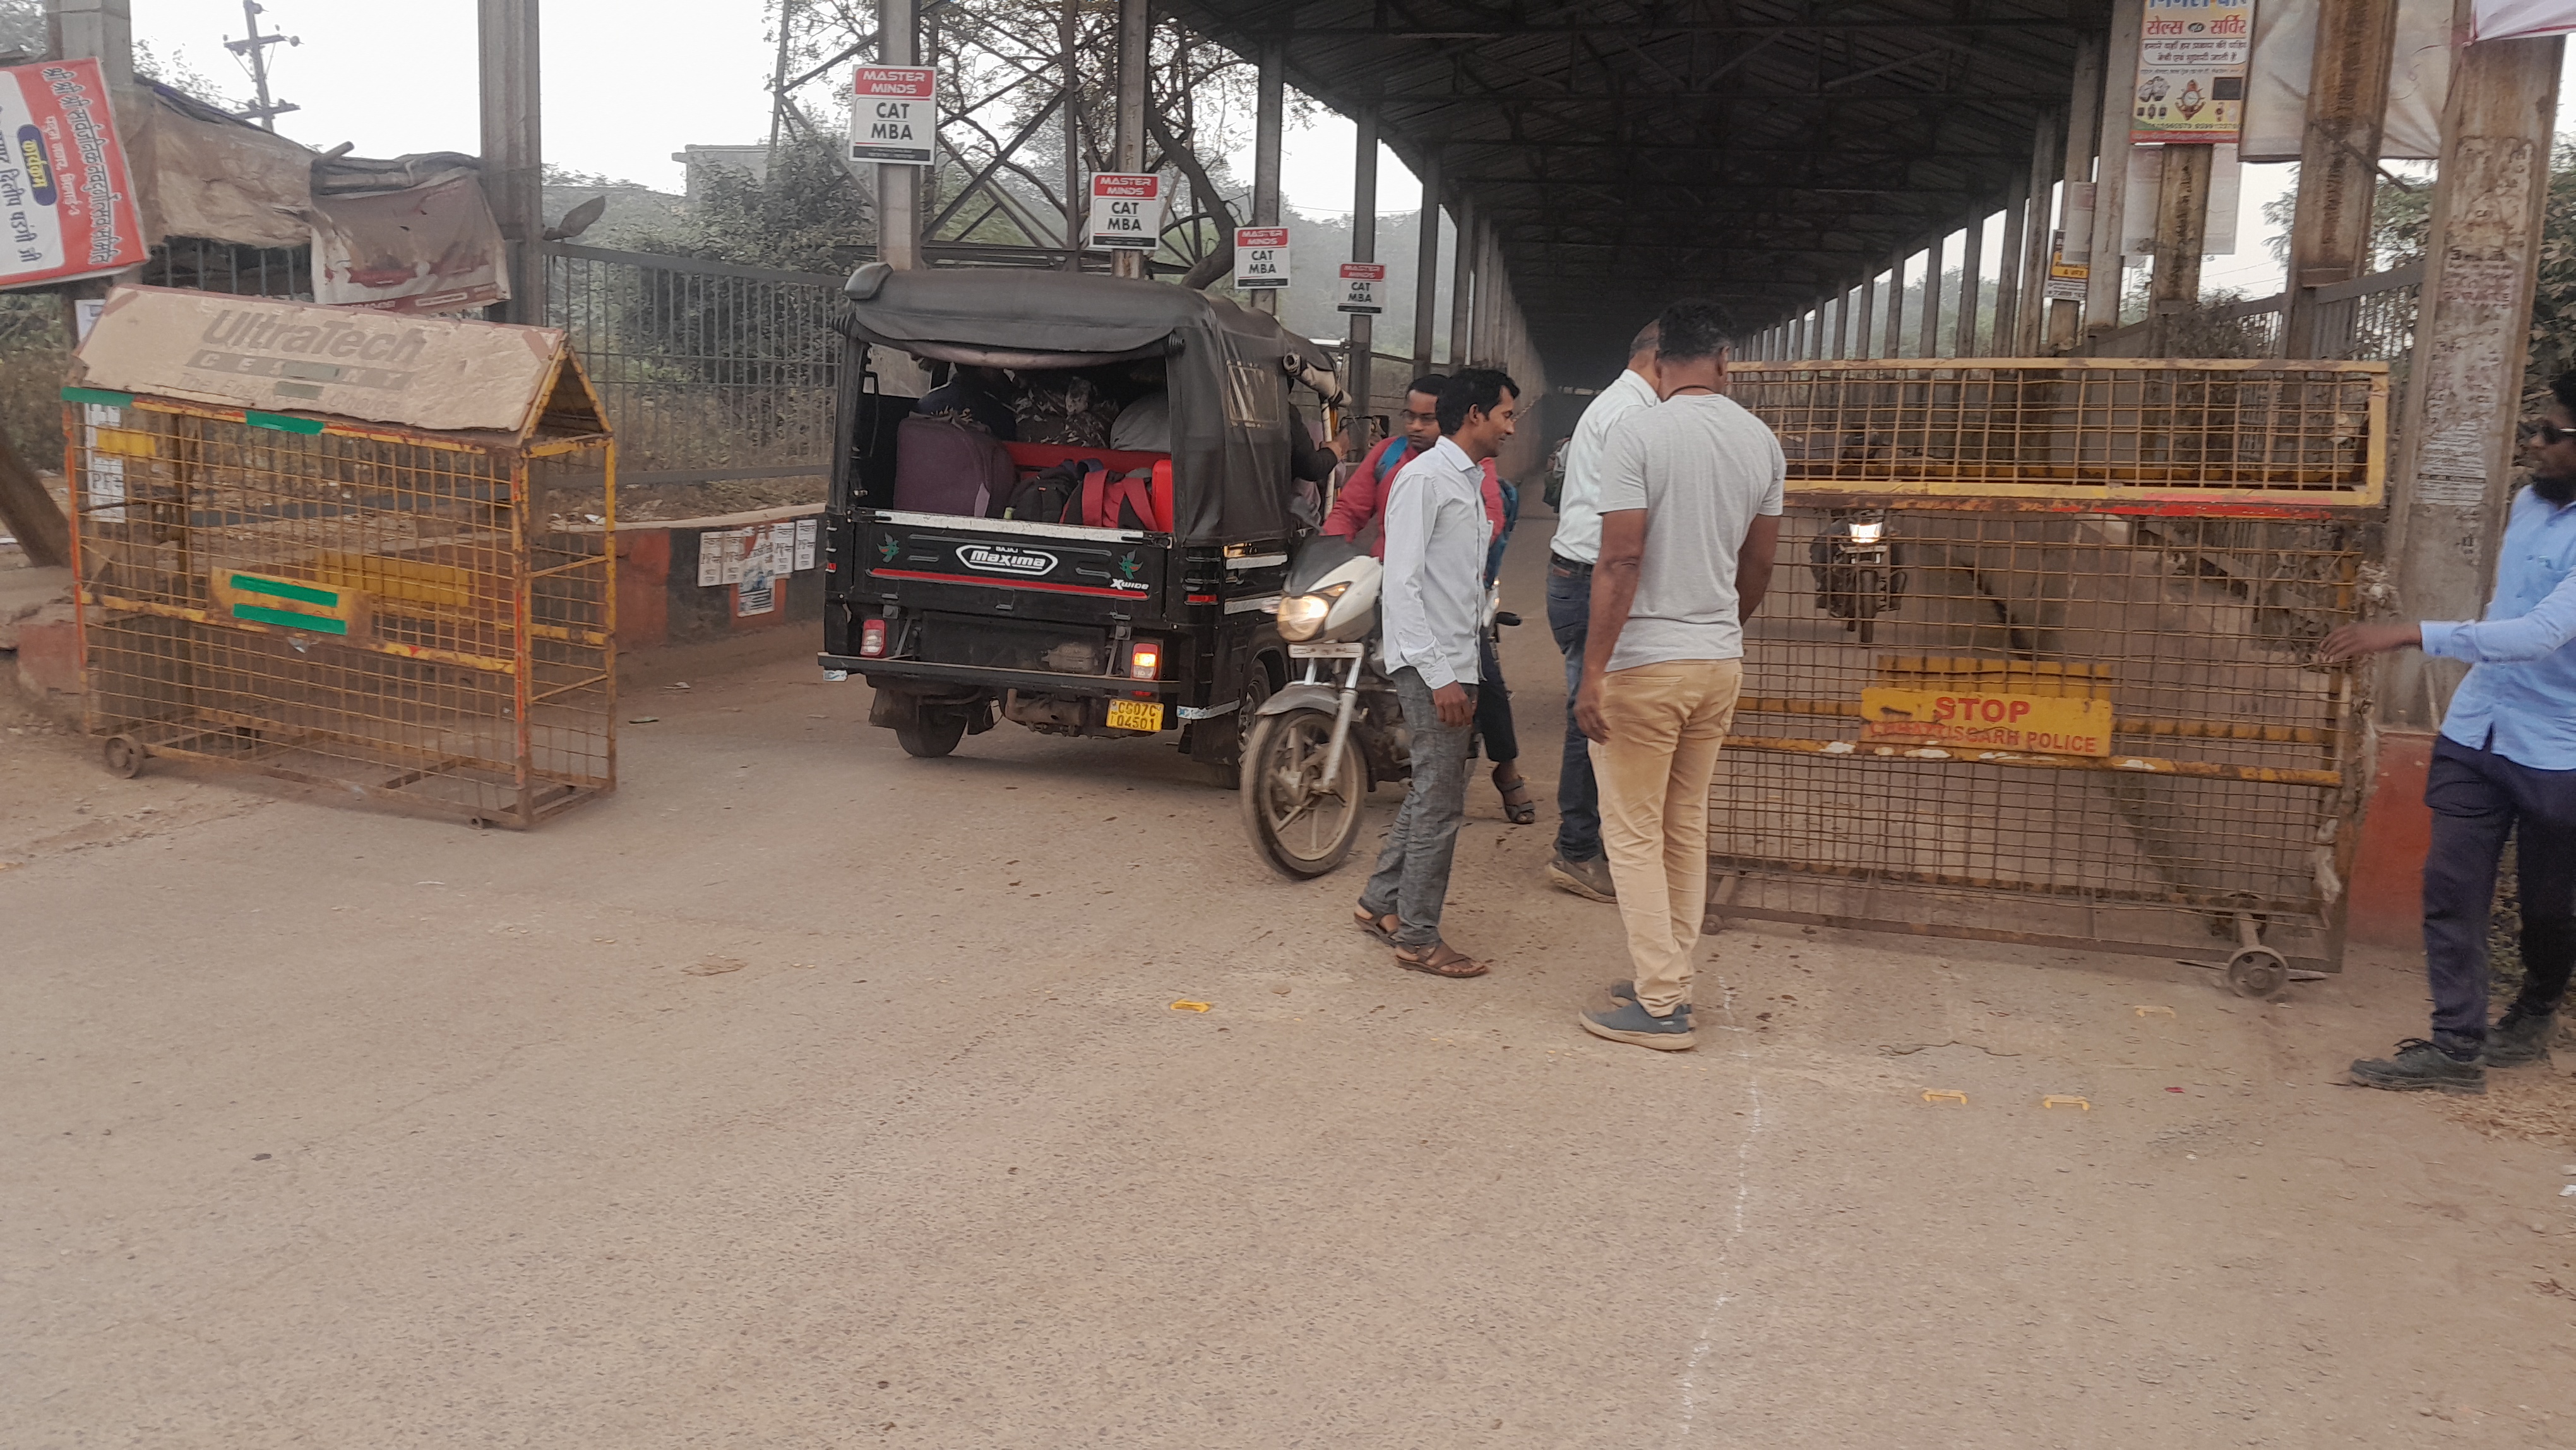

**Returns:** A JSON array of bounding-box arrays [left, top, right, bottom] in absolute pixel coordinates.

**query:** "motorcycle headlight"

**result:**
[[1846, 520, 1885, 546], [1275, 583, 1348, 641]]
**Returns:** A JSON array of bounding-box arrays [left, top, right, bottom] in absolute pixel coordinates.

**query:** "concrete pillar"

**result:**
[[1918, 231, 1944, 357], [2085, 0, 2145, 339], [1995, 174, 2028, 356], [1883, 244, 1908, 357], [1347, 107, 1378, 449], [1110, 0, 1149, 280], [1410, 151, 1441, 371], [1448, 191, 1476, 366], [1856, 271, 1878, 359], [2017, 111, 2060, 355], [1831, 289, 1850, 359], [49, 0, 133, 87], [1955, 215, 1984, 356], [2382, 20, 2565, 731], [477, 0, 546, 318], [2145, 145, 2214, 352], [2048, 32, 2105, 349], [1249, 34, 1284, 312], [2283, 0, 2398, 356]]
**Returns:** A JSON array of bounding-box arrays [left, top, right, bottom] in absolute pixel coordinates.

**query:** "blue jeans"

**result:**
[[1546, 556, 1602, 862], [2423, 735, 2576, 1053], [1361, 668, 1478, 949]]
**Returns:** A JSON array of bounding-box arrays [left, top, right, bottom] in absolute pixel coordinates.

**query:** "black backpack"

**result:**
[[998, 460, 1090, 523]]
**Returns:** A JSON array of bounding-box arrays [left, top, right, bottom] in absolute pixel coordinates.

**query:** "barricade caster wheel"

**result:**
[[102, 735, 145, 779], [2225, 945, 2289, 1000]]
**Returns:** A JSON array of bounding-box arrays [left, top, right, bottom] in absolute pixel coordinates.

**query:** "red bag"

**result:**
[[1079, 467, 1167, 532]]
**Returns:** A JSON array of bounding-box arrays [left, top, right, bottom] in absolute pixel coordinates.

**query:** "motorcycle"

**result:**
[[1238, 535, 1409, 877]]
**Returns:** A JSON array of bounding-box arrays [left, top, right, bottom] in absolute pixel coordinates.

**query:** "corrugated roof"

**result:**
[[1157, 1, 2092, 380]]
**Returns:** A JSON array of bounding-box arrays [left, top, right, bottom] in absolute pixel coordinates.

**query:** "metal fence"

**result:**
[[1732, 358, 2389, 506], [1711, 503, 2375, 973], [541, 243, 842, 495], [2084, 264, 2421, 364]]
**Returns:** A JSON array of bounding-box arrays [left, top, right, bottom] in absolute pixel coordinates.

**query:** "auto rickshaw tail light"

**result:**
[[859, 618, 888, 657], [1128, 638, 1163, 680]]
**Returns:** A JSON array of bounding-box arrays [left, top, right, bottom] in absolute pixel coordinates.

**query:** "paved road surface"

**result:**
[[4, 528, 2574, 1448]]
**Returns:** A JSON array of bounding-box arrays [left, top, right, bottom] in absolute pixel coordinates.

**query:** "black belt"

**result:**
[[1549, 553, 1594, 573]]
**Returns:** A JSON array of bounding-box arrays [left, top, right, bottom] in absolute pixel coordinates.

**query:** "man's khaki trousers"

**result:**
[[1587, 659, 1743, 1015]]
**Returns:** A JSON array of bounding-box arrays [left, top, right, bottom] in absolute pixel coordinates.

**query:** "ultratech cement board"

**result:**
[[71, 285, 569, 436]]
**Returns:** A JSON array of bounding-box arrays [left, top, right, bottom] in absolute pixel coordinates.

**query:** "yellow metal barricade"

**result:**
[[1709, 360, 2389, 978], [63, 287, 616, 828]]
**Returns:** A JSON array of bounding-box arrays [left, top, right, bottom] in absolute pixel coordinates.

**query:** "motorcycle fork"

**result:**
[[1318, 656, 1366, 788]]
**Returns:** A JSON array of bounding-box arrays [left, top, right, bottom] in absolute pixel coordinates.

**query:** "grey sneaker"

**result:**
[[2349, 1038, 2486, 1095], [2484, 1005, 2559, 1068], [1547, 853, 1616, 902], [1580, 997, 1695, 1052]]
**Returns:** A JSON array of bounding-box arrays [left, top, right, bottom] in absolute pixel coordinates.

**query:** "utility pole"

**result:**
[[2046, 37, 2103, 350], [876, 0, 921, 270], [477, 0, 544, 324], [1110, 0, 1148, 280], [226, 1, 299, 131], [1249, 34, 1283, 314], [1345, 107, 1378, 453]]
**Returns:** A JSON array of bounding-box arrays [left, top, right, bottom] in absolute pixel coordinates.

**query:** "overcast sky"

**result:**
[[129, 1, 2576, 303]]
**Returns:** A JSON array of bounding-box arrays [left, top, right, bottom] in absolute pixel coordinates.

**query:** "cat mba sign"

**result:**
[[1085, 174, 1167, 251], [1337, 263, 1385, 314], [849, 67, 936, 165], [1233, 227, 1289, 289]]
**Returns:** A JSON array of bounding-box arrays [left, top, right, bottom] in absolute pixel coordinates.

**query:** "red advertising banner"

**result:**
[[0, 57, 146, 291]]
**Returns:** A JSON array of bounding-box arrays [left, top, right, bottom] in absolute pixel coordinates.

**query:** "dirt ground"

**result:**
[[4, 525, 2575, 1449]]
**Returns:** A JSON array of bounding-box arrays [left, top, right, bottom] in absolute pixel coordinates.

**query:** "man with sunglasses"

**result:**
[[2322, 372, 2576, 1093]]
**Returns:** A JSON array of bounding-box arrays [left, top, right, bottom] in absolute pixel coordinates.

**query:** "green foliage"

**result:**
[[2524, 138, 2576, 405], [2259, 167, 2433, 271], [637, 135, 873, 276], [0, 293, 69, 469]]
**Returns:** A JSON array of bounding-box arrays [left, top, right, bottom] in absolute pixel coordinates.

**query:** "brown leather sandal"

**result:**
[[1354, 906, 1400, 944], [1392, 940, 1491, 978]]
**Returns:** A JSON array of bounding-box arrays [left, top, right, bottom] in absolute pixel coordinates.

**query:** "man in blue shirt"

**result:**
[[2323, 371, 2576, 1094]]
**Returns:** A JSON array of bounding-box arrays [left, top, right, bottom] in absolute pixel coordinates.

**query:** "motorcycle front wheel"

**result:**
[[1239, 705, 1368, 878]]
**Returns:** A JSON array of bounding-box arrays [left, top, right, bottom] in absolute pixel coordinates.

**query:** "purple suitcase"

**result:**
[[893, 413, 1017, 517]]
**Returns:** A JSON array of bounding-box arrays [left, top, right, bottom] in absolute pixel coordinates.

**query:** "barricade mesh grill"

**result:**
[[71, 402, 614, 825], [1710, 504, 2373, 966], [1730, 360, 2387, 505]]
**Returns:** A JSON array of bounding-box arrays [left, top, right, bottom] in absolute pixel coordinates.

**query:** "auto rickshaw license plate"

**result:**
[[1105, 699, 1164, 731]]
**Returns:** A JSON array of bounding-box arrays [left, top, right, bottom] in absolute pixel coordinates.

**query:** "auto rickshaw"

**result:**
[[818, 264, 1345, 774]]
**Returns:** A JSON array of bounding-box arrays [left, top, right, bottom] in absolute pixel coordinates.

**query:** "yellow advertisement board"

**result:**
[[1858, 688, 2114, 757]]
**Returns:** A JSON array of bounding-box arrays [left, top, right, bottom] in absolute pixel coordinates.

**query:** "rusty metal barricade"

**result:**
[[62, 287, 617, 828], [1712, 359, 2390, 991]]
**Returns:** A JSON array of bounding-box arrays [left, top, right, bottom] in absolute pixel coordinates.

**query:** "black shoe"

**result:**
[[2484, 1005, 2559, 1069], [2349, 1038, 2486, 1095]]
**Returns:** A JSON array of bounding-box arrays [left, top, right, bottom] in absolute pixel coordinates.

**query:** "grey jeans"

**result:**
[[1361, 667, 1479, 948]]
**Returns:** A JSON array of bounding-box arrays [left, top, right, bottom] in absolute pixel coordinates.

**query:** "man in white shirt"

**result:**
[[1356, 369, 1519, 980], [1570, 303, 1784, 1052], [1543, 321, 1662, 904]]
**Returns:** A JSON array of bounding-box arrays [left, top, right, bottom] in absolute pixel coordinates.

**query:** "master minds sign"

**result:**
[[1086, 173, 1167, 251], [849, 66, 936, 165], [1233, 226, 1289, 289]]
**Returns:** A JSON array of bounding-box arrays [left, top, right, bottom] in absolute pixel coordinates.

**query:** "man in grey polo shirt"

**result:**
[[1570, 302, 1783, 1052]]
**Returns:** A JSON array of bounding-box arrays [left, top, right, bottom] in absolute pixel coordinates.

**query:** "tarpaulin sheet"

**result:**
[[838, 269, 1337, 544], [131, 86, 312, 249], [2242, 0, 2452, 162], [309, 165, 508, 315]]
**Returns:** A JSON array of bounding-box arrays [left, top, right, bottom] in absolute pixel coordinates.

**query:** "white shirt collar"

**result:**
[[1431, 435, 1477, 472]]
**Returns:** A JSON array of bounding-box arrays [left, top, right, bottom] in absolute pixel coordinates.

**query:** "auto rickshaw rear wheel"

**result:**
[[895, 705, 968, 758]]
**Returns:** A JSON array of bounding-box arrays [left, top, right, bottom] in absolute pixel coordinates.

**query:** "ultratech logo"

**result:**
[[958, 545, 1058, 577]]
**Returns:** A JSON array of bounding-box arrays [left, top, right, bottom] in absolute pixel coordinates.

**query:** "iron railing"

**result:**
[[540, 243, 844, 493], [2083, 264, 2421, 364]]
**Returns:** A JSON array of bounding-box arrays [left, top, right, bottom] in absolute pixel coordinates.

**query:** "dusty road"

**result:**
[[6, 531, 2576, 1449]]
